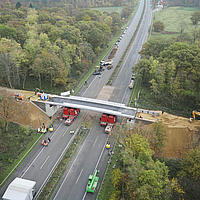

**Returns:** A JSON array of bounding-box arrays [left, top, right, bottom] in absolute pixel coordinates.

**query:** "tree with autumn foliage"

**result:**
[[0, 90, 27, 132]]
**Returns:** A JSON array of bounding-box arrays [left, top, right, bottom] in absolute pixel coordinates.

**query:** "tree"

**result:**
[[190, 10, 200, 25], [0, 90, 20, 132], [16, 2, 21, 10], [153, 20, 165, 32], [179, 145, 200, 181], [111, 124, 172, 199]]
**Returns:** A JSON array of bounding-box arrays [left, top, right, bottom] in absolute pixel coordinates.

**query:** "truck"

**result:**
[[63, 107, 80, 126], [86, 170, 99, 193], [129, 79, 134, 89], [2, 177, 36, 200], [100, 59, 113, 67], [104, 115, 117, 133], [100, 114, 108, 126], [129, 73, 136, 89]]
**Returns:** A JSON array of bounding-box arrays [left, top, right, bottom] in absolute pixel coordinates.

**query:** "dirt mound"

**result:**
[[136, 111, 200, 158], [108, 47, 117, 59]]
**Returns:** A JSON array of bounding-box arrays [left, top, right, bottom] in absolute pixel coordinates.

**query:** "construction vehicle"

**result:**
[[15, 93, 23, 100], [2, 177, 36, 200], [100, 59, 113, 67], [63, 107, 80, 126], [192, 111, 200, 120], [95, 65, 104, 72], [100, 114, 108, 126], [105, 123, 114, 133], [35, 88, 44, 95], [86, 170, 99, 193], [104, 115, 117, 133]]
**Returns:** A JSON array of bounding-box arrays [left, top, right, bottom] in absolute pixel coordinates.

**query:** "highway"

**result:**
[[0, 0, 152, 199], [51, 0, 152, 200]]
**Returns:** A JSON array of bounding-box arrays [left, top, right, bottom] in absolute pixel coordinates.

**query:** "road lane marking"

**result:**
[[125, 70, 128, 74], [93, 136, 98, 147], [40, 155, 50, 170], [62, 126, 70, 137], [53, 127, 92, 200], [21, 148, 44, 178], [21, 122, 63, 178], [120, 81, 124, 87], [76, 169, 83, 184]]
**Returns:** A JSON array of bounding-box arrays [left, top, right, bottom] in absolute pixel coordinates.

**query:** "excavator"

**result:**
[[35, 88, 44, 96], [191, 111, 200, 120]]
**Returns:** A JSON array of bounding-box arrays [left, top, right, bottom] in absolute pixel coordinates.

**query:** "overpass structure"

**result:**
[[46, 95, 137, 119]]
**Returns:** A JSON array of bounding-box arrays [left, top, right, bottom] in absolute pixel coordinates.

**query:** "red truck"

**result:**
[[100, 114, 108, 126], [105, 115, 117, 133], [63, 107, 80, 126]]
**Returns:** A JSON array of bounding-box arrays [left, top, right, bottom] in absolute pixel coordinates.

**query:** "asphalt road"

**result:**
[[0, 0, 152, 199], [50, 0, 152, 200]]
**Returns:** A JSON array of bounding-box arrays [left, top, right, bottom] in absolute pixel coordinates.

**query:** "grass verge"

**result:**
[[0, 130, 41, 189], [96, 143, 120, 200]]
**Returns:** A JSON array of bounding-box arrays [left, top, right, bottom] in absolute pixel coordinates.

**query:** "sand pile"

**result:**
[[136, 111, 200, 158]]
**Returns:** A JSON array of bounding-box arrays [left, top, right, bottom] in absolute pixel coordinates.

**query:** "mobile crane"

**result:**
[[86, 170, 99, 193]]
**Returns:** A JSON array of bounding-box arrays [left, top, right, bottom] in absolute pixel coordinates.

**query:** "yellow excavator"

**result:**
[[191, 110, 200, 121], [35, 88, 44, 95]]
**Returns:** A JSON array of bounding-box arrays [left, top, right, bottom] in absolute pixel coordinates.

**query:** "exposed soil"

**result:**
[[108, 48, 117, 59], [0, 87, 53, 129], [136, 111, 200, 158]]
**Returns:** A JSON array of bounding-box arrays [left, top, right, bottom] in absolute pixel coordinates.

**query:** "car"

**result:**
[[115, 42, 118, 45], [93, 71, 101, 75]]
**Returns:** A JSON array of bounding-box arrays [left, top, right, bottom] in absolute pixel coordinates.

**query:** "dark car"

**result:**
[[93, 71, 101, 75]]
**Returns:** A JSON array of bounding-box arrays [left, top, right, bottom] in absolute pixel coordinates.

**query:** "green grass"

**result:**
[[0, 125, 41, 188], [91, 6, 125, 14], [151, 6, 200, 39]]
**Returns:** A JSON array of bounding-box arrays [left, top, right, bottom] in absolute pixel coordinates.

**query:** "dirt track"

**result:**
[[136, 111, 200, 158]]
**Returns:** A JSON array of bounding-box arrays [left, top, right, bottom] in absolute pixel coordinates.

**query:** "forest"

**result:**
[[0, 1, 136, 92]]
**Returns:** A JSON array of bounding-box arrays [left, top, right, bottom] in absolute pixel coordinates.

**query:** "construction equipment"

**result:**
[[95, 65, 104, 72], [15, 93, 23, 100], [192, 111, 200, 120], [86, 170, 99, 193], [35, 88, 43, 95], [63, 107, 80, 126], [104, 115, 117, 133]]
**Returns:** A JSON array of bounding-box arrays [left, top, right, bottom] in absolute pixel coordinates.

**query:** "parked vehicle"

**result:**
[[93, 71, 101, 75], [100, 114, 108, 126]]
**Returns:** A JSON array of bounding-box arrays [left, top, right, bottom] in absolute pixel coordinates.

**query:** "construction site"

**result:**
[[1, 85, 200, 159]]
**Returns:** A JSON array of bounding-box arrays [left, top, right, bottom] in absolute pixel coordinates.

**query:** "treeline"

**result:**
[[2, 0, 137, 9], [167, 0, 200, 7], [110, 123, 200, 199], [136, 28, 200, 110], [0, 2, 135, 90]]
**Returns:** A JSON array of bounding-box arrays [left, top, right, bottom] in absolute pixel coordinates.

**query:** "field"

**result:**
[[91, 6, 125, 14], [151, 6, 200, 39]]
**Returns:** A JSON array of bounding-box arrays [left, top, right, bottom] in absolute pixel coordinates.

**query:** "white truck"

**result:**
[[2, 177, 36, 200], [129, 73, 135, 89]]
